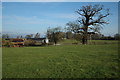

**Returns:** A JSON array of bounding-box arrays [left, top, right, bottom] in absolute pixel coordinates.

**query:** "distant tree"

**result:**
[[47, 27, 53, 42], [107, 36, 115, 40], [47, 27, 64, 45], [17, 36, 20, 39], [16, 35, 23, 39], [20, 36, 23, 38], [76, 4, 110, 44], [66, 21, 82, 40], [25, 34, 33, 38], [114, 33, 120, 40], [66, 31, 73, 39], [74, 33, 82, 41], [100, 35, 115, 40], [2, 34, 9, 39], [34, 33, 40, 38], [66, 21, 80, 33], [89, 33, 102, 40]]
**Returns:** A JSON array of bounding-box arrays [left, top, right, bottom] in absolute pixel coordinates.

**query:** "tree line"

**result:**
[[3, 28, 119, 44], [2, 33, 41, 39]]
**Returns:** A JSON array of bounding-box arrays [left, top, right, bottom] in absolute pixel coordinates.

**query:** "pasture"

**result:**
[[2, 40, 119, 78]]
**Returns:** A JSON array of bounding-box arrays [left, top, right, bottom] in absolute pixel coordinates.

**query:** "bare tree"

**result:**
[[20, 35, 23, 38], [66, 21, 81, 40], [34, 33, 40, 38], [17, 36, 20, 39], [16, 35, 23, 39], [114, 33, 120, 40], [76, 4, 110, 44], [47, 27, 64, 45], [2, 34, 9, 39], [66, 21, 80, 33]]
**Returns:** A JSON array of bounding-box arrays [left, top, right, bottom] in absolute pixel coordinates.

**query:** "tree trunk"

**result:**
[[82, 34, 87, 44], [82, 26, 88, 44], [84, 33, 88, 44], [82, 37, 85, 44]]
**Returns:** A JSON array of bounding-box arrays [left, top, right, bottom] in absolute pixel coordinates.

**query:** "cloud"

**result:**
[[3, 15, 38, 24], [2, 15, 66, 26], [2, 12, 78, 26], [2, 14, 74, 34]]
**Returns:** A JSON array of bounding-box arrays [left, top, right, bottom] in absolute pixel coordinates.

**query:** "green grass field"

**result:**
[[2, 40, 119, 78]]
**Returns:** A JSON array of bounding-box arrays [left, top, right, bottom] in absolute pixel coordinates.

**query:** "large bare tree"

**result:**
[[76, 4, 110, 44]]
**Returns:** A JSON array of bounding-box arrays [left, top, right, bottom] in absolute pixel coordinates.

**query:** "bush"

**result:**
[[3, 42, 13, 47], [24, 40, 36, 46]]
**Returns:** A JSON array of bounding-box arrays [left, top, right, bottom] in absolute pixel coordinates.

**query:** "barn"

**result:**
[[11, 39, 25, 47]]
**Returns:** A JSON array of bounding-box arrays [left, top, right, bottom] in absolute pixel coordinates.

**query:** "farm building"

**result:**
[[2, 38, 25, 47], [11, 38, 49, 47], [26, 38, 49, 45], [2, 38, 49, 47], [11, 39, 25, 47]]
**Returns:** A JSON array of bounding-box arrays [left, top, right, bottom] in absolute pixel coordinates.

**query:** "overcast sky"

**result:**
[[2, 2, 118, 37]]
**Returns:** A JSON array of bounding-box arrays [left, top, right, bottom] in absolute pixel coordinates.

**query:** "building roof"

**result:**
[[13, 43, 24, 45], [12, 39, 24, 42], [27, 38, 46, 40]]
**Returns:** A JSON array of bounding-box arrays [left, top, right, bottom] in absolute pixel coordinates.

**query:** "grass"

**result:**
[[2, 40, 119, 78]]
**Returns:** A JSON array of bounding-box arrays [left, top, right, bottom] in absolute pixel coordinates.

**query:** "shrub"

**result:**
[[24, 40, 36, 46]]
